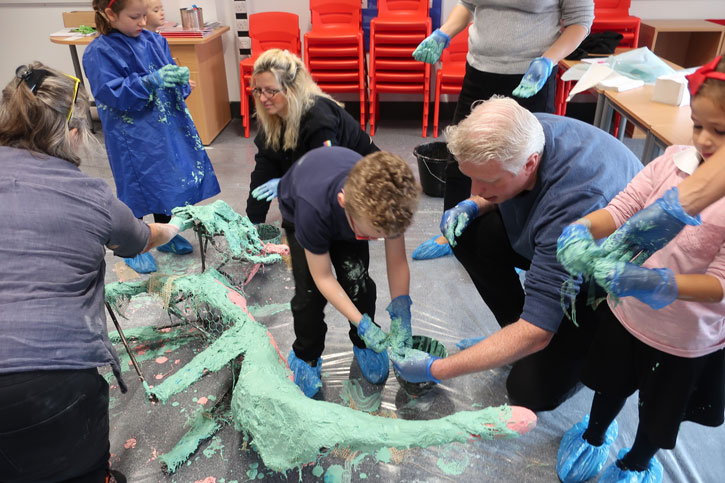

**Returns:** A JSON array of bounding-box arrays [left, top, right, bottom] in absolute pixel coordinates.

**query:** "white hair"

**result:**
[[445, 96, 545, 175]]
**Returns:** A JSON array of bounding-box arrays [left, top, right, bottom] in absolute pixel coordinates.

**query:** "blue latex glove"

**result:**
[[357, 314, 388, 353], [411, 235, 453, 260], [512, 57, 555, 98], [391, 347, 440, 384], [412, 29, 451, 64], [601, 187, 701, 264], [251, 178, 280, 202], [456, 335, 485, 350], [557, 223, 603, 278], [597, 261, 678, 309], [440, 200, 479, 247], [386, 295, 412, 348], [141, 64, 186, 90]]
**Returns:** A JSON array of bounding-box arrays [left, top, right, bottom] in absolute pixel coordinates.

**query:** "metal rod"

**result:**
[[197, 229, 206, 272]]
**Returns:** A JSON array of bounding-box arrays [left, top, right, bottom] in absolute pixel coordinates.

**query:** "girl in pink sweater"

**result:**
[[555, 56, 725, 483]]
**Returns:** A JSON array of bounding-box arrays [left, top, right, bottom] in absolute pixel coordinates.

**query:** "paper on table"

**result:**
[[597, 73, 645, 92], [566, 63, 615, 101]]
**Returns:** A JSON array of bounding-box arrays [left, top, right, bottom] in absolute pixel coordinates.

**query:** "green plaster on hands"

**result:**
[[444, 213, 470, 247]]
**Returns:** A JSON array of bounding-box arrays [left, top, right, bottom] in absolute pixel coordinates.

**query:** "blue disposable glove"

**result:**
[[557, 223, 603, 278], [440, 199, 479, 247], [412, 29, 451, 64], [391, 347, 440, 384], [601, 187, 701, 264], [141, 64, 187, 90], [512, 57, 555, 98], [386, 295, 412, 348], [597, 261, 678, 309], [251, 178, 280, 202], [357, 314, 388, 353], [456, 335, 485, 350]]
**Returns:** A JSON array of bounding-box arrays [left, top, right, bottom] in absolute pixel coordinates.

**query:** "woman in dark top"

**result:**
[[246, 48, 378, 223]]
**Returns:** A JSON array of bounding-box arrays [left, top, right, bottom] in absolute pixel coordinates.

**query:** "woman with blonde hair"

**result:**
[[246, 48, 378, 223]]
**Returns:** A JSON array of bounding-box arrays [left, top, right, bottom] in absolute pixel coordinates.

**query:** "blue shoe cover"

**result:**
[[598, 449, 663, 483], [557, 415, 618, 483], [288, 349, 322, 398], [124, 252, 157, 273], [456, 336, 486, 350], [353, 345, 389, 384], [157, 234, 193, 254], [412, 235, 452, 260]]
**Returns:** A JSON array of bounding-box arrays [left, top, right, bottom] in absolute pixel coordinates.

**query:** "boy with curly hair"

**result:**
[[261, 146, 420, 397]]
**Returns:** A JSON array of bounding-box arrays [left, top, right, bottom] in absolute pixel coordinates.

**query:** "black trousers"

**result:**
[[444, 63, 558, 210], [0, 368, 110, 483], [453, 210, 603, 412], [284, 220, 378, 362]]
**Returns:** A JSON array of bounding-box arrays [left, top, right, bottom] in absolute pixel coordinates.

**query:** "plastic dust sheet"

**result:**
[[102, 221, 725, 483]]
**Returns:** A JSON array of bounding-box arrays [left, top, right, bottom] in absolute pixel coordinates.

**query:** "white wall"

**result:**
[[1, 1, 725, 104]]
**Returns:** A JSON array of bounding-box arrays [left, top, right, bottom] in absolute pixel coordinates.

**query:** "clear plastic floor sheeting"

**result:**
[[95, 120, 724, 482], [103, 230, 725, 483]]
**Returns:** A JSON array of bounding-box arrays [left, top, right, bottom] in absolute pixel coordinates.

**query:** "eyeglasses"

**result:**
[[251, 87, 281, 99], [348, 213, 382, 241], [64, 73, 81, 124], [16, 66, 80, 125]]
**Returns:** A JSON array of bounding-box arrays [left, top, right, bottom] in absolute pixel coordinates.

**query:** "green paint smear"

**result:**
[[171, 200, 282, 264], [248, 303, 291, 318], [246, 462, 259, 479], [202, 435, 225, 459], [374, 447, 392, 463], [312, 465, 324, 477], [339, 379, 382, 413], [159, 408, 221, 473], [436, 444, 470, 475], [445, 213, 469, 247], [108, 268, 527, 474]]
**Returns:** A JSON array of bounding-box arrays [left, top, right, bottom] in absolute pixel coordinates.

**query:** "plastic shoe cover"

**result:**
[[288, 349, 322, 398], [598, 449, 663, 483], [353, 345, 389, 384], [157, 234, 193, 254], [557, 415, 619, 483], [412, 235, 452, 260], [124, 252, 157, 273]]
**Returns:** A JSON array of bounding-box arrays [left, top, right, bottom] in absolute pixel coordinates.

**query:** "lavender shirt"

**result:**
[[0, 147, 150, 391]]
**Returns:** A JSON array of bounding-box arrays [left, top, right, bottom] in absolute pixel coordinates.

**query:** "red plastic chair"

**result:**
[[369, 0, 431, 137], [240, 12, 301, 137], [555, 0, 640, 117], [304, 0, 366, 129], [433, 25, 469, 138]]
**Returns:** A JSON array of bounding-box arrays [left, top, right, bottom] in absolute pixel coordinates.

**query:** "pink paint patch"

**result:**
[[155, 356, 168, 364], [193, 478, 216, 483], [197, 396, 208, 405], [136, 350, 146, 356], [220, 280, 252, 317], [124, 438, 137, 449], [159, 327, 172, 333], [174, 359, 181, 364], [154, 374, 165, 380]]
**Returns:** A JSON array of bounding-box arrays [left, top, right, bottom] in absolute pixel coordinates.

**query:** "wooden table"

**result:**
[[639, 20, 725, 68], [594, 84, 692, 163], [50, 26, 231, 145]]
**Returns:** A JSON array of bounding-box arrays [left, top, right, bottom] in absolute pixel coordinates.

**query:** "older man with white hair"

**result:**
[[394, 97, 642, 412]]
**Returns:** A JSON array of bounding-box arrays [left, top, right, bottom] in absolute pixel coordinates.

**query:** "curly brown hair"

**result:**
[[343, 151, 420, 238], [696, 56, 725, 110]]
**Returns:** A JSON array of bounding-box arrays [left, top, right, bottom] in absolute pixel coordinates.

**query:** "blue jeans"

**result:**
[[0, 368, 110, 483]]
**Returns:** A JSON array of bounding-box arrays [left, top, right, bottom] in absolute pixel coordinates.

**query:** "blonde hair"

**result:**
[[92, 0, 130, 35], [252, 49, 338, 151], [0, 62, 94, 166], [343, 152, 420, 238], [695, 57, 725, 111], [445, 96, 545, 175]]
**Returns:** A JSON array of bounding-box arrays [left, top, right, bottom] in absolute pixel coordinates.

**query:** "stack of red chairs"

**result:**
[[304, 0, 366, 130], [369, 0, 432, 137], [555, 0, 641, 116], [432, 25, 469, 138], [239, 12, 301, 138]]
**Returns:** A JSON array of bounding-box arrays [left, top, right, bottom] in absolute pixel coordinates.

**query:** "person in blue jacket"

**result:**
[[83, 0, 220, 273]]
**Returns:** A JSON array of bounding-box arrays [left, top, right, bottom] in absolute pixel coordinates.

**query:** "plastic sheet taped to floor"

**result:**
[[103, 233, 725, 483]]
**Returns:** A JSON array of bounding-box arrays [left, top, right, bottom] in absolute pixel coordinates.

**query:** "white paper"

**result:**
[[566, 63, 615, 101]]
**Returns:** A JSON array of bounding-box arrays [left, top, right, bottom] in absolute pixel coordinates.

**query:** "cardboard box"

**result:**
[[652, 72, 691, 107], [62, 11, 96, 28]]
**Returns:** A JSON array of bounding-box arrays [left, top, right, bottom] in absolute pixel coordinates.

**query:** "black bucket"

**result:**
[[414, 142, 448, 197]]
